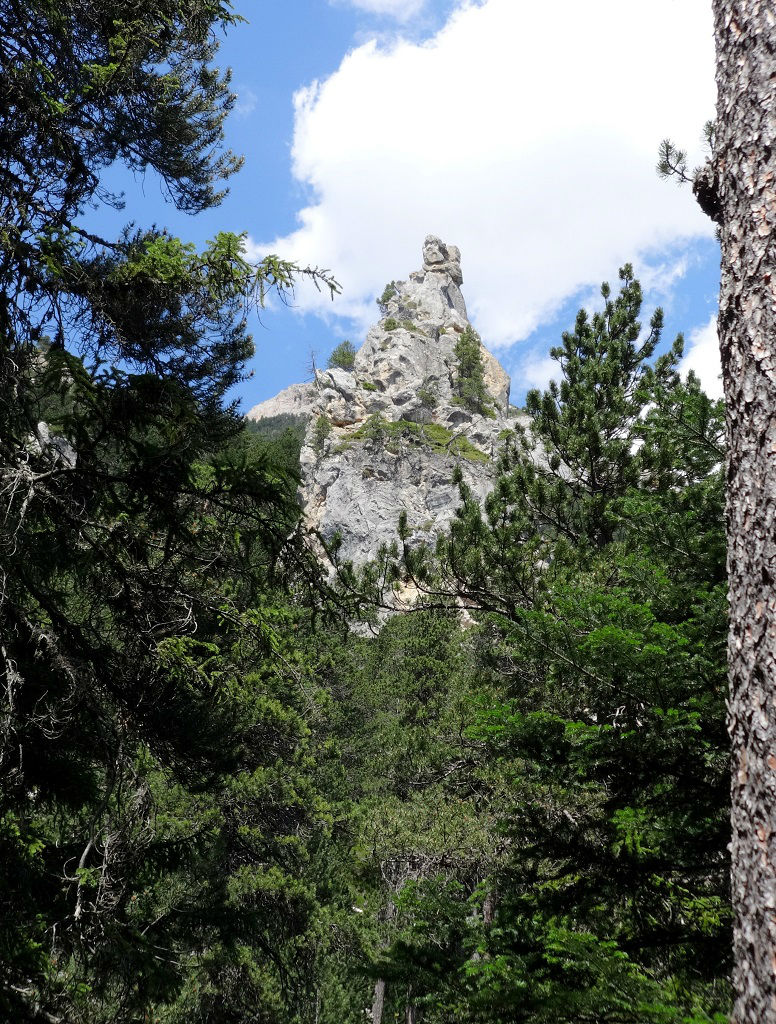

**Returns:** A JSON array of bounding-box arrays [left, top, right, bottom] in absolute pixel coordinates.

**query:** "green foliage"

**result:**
[[242, 414, 306, 485], [328, 340, 357, 371], [313, 414, 333, 454], [449, 433, 489, 463], [342, 269, 731, 1023], [380, 317, 424, 336], [0, 3, 336, 1021], [360, 380, 378, 392], [453, 326, 495, 416], [347, 415, 488, 463], [417, 384, 438, 410], [0, 20, 734, 1020], [377, 281, 398, 308], [657, 138, 691, 184], [350, 414, 410, 442], [0, 344, 331, 1021], [245, 411, 307, 444], [312, 612, 505, 1022]]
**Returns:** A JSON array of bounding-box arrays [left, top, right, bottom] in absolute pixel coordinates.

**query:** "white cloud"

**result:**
[[636, 254, 690, 300], [517, 352, 558, 394], [330, 0, 428, 20], [254, 0, 716, 349], [680, 315, 722, 398]]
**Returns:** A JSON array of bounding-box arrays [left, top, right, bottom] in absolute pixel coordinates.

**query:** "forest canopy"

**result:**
[[0, 3, 733, 1023]]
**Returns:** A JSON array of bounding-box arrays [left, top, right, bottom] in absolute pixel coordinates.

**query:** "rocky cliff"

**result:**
[[247, 237, 519, 564]]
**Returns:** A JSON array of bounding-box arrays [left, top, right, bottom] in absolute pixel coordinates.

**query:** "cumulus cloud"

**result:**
[[253, 0, 715, 349], [680, 315, 722, 398], [330, 0, 428, 20]]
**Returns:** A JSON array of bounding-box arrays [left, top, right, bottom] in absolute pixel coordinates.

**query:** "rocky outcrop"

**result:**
[[246, 380, 317, 420], [248, 236, 521, 564]]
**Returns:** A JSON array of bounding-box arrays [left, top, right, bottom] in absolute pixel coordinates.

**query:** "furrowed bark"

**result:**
[[711, 1, 776, 1019]]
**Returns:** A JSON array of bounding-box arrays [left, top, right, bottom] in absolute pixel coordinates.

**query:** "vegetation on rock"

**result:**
[[346, 415, 489, 463], [328, 340, 357, 371], [313, 413, 333, 454], [452, 326, 495, 417], [417, 384, 438, 410], [377, 281, 398, 310]]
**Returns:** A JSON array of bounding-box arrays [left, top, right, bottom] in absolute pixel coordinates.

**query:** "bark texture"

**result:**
[[370, 978, 385, 1024], [712, 1, 776, 1020]]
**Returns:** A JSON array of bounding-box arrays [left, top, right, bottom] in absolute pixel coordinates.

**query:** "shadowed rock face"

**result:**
[[247, 236, 521, 565]]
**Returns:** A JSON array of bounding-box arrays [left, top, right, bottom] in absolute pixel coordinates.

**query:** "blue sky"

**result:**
[[87, 0, 722, 411]]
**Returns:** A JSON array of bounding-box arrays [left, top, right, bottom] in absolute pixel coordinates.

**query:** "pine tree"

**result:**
[[376, 272, 731, 1022], [453, 326, 494, 417], [706, 5, 776, 1018], [328, 340, 357, 371], [0, 4, 337, 1020]]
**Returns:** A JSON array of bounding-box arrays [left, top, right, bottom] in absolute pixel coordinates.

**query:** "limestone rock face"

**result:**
[[248, 236, 522, 564], [246, 380, 317, 421]]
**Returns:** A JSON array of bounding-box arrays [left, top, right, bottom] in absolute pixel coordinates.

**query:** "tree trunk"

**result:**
[[483, 888, 495, 926], [711, 1, 776, 1020], [370, 897, 396, 1024], [371, 978, 386, 1024]]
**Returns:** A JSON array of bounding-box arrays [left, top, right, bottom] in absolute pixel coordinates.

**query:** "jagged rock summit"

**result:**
[[248, 236, 517, 564]]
